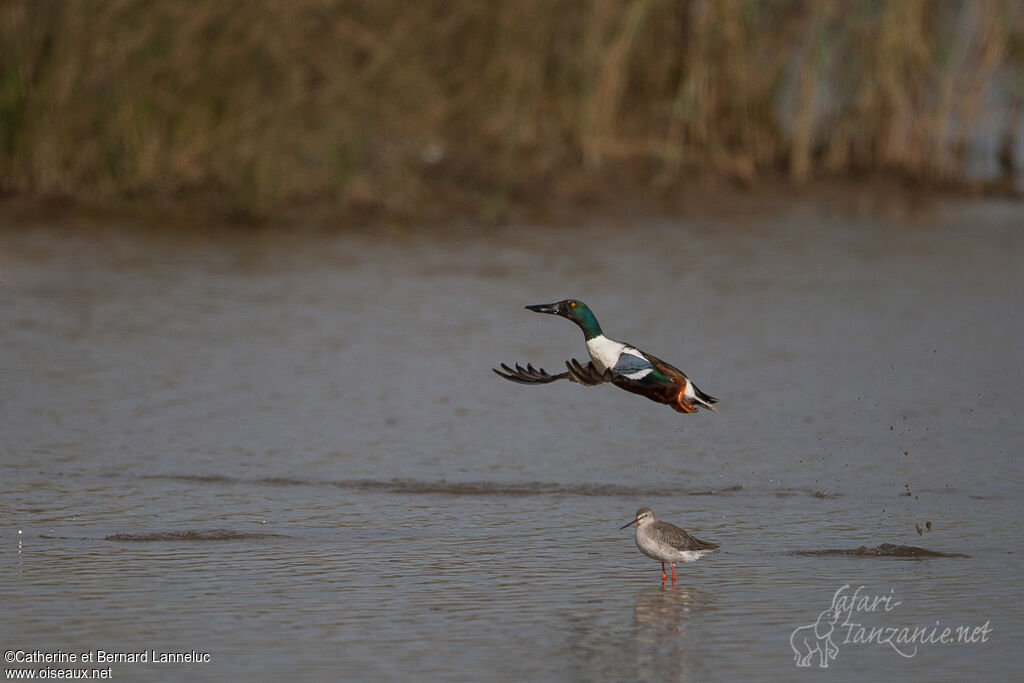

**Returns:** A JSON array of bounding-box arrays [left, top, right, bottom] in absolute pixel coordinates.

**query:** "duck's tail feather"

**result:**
[[692, 385, 718, 412]]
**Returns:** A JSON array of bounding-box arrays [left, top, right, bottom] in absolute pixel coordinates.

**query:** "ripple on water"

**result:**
[[791, 543, 969, 558], [102, 529, 291, 542]]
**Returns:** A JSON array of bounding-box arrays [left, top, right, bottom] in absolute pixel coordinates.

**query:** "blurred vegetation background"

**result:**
[[1, 0, 1022, 223]]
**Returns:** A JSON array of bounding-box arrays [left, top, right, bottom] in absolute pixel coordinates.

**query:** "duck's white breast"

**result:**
[[585, 335, 626, 372]]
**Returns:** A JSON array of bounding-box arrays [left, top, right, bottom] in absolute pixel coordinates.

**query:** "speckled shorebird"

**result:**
[[493, 299, 717, 414], [620, 507, 719, 584]]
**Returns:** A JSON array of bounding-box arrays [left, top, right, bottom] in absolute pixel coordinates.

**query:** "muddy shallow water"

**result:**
[[2, 203, 1022, 680]]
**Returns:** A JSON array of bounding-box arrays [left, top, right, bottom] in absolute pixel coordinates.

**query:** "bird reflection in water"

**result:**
[[631, 585, 704, 680]]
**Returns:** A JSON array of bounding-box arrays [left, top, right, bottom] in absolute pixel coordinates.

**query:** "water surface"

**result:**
[[2, 204, 1022, 680]]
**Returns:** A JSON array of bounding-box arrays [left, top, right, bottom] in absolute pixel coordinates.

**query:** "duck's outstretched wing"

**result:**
[[493, 362, 570, 384], [565, 358, 613, 386], [493, 359, 611, 386]]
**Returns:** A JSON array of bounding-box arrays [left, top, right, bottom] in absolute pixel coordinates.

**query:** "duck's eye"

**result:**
[[570, 301, 576, 308]]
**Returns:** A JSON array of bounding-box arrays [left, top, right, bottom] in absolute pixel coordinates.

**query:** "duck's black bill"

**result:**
[[525, 302, 559, 314], [619, 519, 639, 530]]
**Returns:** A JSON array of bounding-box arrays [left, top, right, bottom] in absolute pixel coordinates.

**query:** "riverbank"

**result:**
[[2, 2, 1021, 227], [0, 171, 1016, 232]]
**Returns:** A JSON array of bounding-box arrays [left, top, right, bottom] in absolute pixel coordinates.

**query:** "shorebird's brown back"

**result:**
[[652, 520, 719, 552]]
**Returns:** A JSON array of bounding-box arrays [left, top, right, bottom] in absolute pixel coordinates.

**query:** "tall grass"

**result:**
[[1, 0, 1021, 220]]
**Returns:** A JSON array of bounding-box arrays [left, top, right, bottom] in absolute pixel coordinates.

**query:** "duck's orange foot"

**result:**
[[673, 394, 698, 414]]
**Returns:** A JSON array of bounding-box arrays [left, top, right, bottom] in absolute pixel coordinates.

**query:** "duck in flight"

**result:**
[[493, 299, 718, 414]]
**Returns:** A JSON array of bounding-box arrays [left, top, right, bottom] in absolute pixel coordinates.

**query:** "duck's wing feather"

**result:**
[[495, 359, 613, 386], [610, 350, 661, 380], [639, 350, 692, 380], [493, 362, 570, 384], [565, 358, 613, 386]]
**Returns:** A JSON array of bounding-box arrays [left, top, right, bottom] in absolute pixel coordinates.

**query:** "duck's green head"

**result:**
[[525, 299, 602, 339]]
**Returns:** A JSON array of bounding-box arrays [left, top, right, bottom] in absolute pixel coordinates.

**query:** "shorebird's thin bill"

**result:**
[[619, 518, 639, 530]]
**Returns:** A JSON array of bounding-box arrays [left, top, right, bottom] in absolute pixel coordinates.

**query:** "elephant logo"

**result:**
[[790, 606, 842, 668]]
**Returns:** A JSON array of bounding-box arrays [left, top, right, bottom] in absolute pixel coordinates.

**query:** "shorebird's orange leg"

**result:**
[[660, 562, 667, 584], [670, 563, 677, 584]]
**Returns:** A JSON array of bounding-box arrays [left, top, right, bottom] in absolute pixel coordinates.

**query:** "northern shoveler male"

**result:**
[[620, 507, 719, 584], [493, 299, 718, 414]]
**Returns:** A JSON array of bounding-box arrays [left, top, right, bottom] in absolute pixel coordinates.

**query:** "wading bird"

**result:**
[[620, 507, 719, 584]]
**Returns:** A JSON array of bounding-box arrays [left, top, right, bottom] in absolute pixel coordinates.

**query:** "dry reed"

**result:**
[[1, 0, 1021, 221]]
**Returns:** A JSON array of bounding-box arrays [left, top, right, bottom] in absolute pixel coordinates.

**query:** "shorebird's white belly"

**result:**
[[585, 335, 627, 372], [636, 528, 710, 564]]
